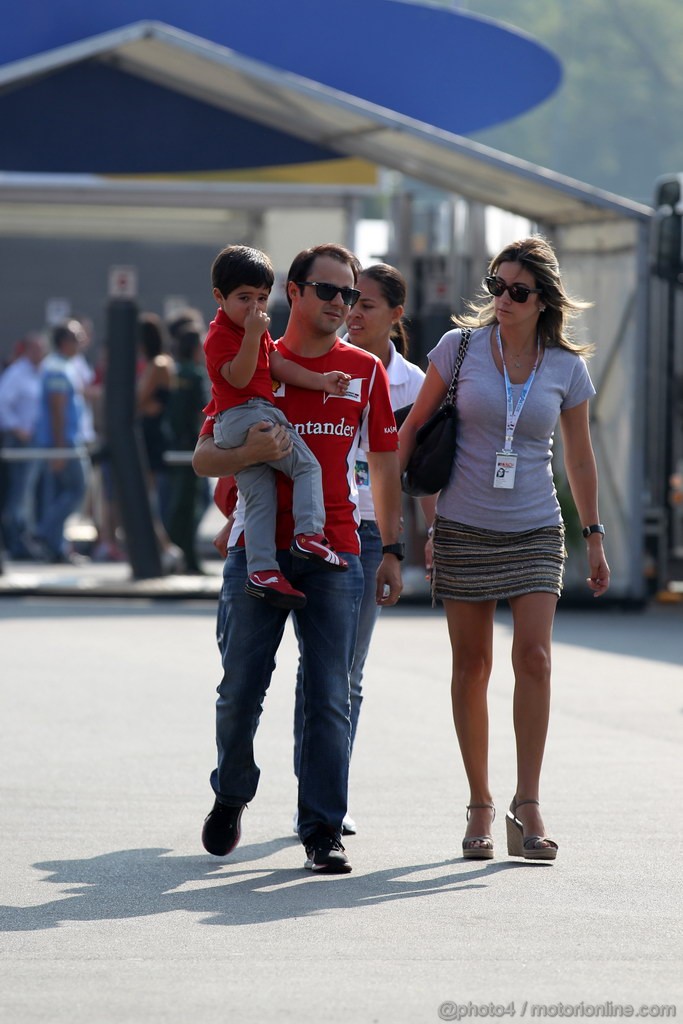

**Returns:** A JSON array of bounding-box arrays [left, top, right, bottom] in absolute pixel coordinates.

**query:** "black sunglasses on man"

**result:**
[[297, 281, 361, 307]]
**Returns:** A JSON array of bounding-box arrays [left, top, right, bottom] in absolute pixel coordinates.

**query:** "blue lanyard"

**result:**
[[496, 325, 539, 452]]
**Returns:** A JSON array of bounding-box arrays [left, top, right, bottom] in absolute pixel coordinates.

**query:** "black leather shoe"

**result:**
[[201, 799, 246, 856], [304, 828, 352, 874]]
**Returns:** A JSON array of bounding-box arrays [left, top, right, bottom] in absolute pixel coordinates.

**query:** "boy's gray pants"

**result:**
[[214, 398, 325, 574]]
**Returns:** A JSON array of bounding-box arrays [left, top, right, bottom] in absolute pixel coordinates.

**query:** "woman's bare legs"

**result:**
[[508, 591, 558, 844], [444, 598, 497, 848]]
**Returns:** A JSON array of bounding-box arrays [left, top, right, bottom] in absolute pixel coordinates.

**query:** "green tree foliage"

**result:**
[[439, 0, 683, 204]]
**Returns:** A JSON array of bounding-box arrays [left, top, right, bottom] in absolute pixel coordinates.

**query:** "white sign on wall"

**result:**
[[108, 266, 138, 299]]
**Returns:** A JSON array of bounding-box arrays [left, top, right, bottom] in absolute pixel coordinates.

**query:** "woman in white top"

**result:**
[[346, 265, 437, 750], [293, 263, 436, 835]]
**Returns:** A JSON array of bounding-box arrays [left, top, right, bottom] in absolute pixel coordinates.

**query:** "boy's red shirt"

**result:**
[[200, 336, 397, 554], [203, 307, 276, 416]]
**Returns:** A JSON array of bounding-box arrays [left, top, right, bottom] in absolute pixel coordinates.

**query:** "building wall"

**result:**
[[0, 236, 219, 362], [0, 207, 347, 362]]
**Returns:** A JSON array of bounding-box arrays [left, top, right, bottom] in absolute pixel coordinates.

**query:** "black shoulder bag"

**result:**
[[401, 328, 471, 497]]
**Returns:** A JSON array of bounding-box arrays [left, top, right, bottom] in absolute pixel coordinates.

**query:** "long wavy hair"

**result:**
[[453, 235, 593, 356]]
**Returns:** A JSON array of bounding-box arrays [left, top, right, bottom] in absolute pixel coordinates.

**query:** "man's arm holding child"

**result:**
[[192, 420, 292, 478]]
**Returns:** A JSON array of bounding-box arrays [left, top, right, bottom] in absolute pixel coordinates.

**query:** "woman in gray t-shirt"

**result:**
[[399, 235, 610, 863]]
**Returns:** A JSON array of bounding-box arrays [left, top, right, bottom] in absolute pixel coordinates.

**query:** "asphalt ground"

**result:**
[[0, 591, 681, 1024]]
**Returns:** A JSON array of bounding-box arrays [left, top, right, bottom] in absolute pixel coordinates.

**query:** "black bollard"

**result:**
[[104, 297, 164, 579]]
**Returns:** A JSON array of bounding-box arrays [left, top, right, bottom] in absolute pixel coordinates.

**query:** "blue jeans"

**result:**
[[37, 456, 87, 557], [294, 519, 383, 772], [0, 434, 35, 557], [214, 546, 362, 842]]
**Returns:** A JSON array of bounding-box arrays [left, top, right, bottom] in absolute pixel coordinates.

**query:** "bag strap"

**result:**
[[443, 327, 472, 406]]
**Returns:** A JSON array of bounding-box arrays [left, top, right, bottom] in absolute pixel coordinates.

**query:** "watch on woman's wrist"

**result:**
[[582, 523, 605, 539], [382, 543, 405, 561]]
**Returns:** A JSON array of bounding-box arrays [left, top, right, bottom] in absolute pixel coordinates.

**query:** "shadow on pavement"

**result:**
[[0, 840, 532, 932]]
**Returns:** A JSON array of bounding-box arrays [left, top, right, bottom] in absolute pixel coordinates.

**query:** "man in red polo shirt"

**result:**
[[193, 243, 403, 874]]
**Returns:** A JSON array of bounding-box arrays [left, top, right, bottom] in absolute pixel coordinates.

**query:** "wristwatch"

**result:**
[[382, 543, 405, 561], [582, 524, 605, 539]]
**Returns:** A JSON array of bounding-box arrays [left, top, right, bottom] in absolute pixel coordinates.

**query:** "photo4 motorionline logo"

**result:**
[[437, 1003, 677, 1022]]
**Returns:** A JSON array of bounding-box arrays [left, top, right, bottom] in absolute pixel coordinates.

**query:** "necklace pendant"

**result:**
[[514, 358, 521, 368]]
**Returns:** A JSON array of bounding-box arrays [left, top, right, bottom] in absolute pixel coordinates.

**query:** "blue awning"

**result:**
[[0, 21, 651, 224], [0, 0, 562, 138]]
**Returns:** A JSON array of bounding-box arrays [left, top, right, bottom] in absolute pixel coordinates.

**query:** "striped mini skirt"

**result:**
[[432, 517, 566, 603]]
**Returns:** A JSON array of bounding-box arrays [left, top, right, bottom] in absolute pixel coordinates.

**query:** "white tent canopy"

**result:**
[[0, 20, 651, 227]]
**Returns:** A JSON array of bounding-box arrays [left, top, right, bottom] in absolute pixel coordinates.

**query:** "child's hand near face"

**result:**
[[243, 304, 271, 338]]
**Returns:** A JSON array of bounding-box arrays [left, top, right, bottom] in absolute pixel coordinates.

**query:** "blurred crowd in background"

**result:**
[[0, 307, 212, 572]]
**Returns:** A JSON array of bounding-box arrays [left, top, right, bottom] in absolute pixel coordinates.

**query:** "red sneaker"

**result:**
[[244, 571, 307, 609], [290, 534, 348, 572]]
